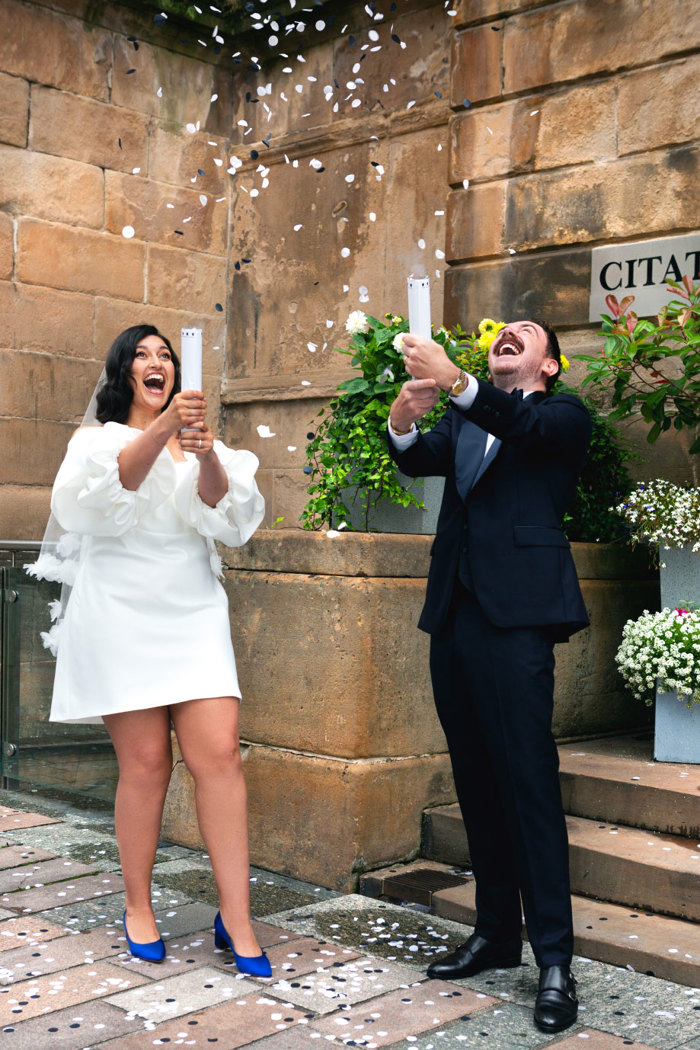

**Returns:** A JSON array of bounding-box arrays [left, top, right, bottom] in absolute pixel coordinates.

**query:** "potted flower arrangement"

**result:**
[[301, 311, 633, 540], [616, 605, 700, 762], [580, 277, 700, 760], [581, 278, 700, 601], [613, 478, 700, 606]]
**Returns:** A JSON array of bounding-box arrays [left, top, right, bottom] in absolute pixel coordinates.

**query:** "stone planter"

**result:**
[[161, 533, 657, 890], [654, 546, 700, 763], [339, 474, 445, 534], [654, 690, 700, 764], [659, 546, 700, 609]]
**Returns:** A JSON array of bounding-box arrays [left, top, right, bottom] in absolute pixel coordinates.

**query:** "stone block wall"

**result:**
[[161, 532, 656, 890], [0, 0, 454, 536], [446, 0, 700, 485], [3, 0, 699, 534], [0, 0, 234, 539], [220, 0, 454, 526]]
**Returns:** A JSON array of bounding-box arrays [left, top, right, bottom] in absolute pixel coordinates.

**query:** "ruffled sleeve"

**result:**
[[173, 441, 265, 547], [51, 423, 176, 537]]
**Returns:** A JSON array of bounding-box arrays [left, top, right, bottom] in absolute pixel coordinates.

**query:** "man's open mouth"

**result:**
[[494, 336, 523, 357], [144, 373, 166, 392]]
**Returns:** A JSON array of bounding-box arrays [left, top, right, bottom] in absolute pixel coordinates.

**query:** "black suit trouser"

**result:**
[[429, 583, 574, 968]]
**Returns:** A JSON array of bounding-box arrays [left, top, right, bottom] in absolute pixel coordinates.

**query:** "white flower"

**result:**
[[393, 332, 406, 352], [615, 480, 700, 551], [345, 310, 369, 335], [616, 607, 700, 706]]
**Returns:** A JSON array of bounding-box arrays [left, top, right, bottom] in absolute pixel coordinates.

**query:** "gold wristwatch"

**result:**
[[449, 369, 469, 397]]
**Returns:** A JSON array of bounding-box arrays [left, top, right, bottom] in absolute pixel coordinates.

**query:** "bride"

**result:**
[[31, 323, 270, 975]]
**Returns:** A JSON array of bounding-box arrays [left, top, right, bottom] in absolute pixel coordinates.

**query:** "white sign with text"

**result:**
[[589, 232, 700, 321]]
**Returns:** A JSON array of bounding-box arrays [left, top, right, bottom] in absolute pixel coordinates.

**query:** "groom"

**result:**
[[387, 320, 591, 1033]]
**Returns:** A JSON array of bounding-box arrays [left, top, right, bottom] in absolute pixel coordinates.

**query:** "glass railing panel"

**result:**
[[1, 559, 118, 803]]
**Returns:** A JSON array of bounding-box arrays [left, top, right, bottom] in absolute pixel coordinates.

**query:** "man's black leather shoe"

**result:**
[[534, 965, 578, 1032], [426, 932, 522, 979]]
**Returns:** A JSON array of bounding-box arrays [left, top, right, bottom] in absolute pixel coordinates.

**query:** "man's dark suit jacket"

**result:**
[[389, 378, 592, 641]]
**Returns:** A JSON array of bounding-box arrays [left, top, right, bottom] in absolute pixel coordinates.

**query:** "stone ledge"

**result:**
[[221, 368, 350, 405], [222, 530, 434, 578], [222, 530, 657, 581]]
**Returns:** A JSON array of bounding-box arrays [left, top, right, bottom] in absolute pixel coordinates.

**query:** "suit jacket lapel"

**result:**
[[455, 420, 487, 502], [472, 435, 501, 488]]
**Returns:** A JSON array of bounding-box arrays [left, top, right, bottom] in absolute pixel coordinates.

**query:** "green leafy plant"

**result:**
[[561, 384, 634, 543], [300, 312, 469, 531], [578, 277, 700, 454], [301, 313, 633, 537]]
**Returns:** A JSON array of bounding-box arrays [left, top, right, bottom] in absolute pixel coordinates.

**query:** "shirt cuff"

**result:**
[[387, 419, 418, 449], [450, 372, 478, 409]]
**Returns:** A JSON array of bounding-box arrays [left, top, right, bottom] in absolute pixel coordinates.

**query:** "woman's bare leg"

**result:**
[[103, 707, 173, 944], [170, 697, 260, 957]]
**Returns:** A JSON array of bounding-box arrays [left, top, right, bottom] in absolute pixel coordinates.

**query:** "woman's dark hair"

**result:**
[[95, 325, 180, 424]]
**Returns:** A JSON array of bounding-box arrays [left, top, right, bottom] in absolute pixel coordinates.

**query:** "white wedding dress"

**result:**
[[41, 422, 264, 724]]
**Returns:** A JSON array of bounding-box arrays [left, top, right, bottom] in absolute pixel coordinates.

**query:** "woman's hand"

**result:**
[[179, 422, 215, 459], [157, 389, 207, 439], [119, 390, 209, 491], [186, 427, 228, 507]]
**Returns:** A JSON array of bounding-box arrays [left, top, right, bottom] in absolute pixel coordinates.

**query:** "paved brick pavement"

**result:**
[[0, 791, 698, 1050]]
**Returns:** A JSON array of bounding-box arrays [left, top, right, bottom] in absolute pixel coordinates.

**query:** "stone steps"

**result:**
[[558, 735, 699, 837], [360, 735, 700, 986], [361, 860, 700, 987], [422, 807, 700, 922]]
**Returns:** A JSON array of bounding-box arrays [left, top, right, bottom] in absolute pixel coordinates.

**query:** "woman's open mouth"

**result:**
[[144, 373, 166, 392]]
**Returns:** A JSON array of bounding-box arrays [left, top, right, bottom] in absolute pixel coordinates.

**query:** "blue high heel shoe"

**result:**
[[123, 910, 166, 962], [214, 911, 271, 978]]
